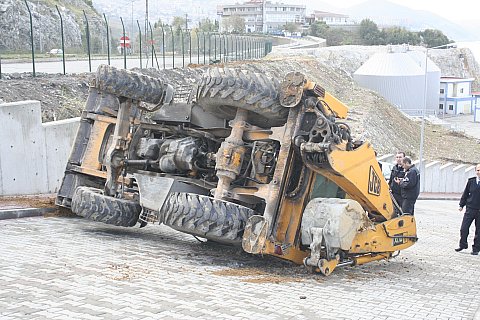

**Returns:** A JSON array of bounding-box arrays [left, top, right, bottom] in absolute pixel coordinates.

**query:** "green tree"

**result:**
[[419, 29, 452, 48], [309, 21, 329, 38], [222, 15, 245, 33], [170, 16, 186, 36], [284, 22, 300, 33], [153, 19, 163, 29], [198, 18, 217, 32], [358, 19, 382, 45], [326, 28, 360, 46], [382, 27, 421, 45]]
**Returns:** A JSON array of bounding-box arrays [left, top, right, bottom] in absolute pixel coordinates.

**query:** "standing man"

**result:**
[[395, 157, 420, 215], [456, 164, 480, 255], [389, 151, 405, 207]]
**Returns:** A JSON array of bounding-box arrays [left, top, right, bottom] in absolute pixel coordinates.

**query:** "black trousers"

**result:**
[[401, 199, 416, 215], [459, 207, 480, 251]]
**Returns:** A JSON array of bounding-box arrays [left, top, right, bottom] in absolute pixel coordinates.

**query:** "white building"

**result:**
[[307, 11, 349, 25], [439, 77, 476, 115], [218, 0, 306, 33]]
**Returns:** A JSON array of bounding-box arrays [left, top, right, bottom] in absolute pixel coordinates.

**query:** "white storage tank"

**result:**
[[354, 47, 434, 116]]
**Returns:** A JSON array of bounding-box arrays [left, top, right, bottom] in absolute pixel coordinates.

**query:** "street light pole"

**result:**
[[419, 43, 450, 191], [418, 48, 428, 191]]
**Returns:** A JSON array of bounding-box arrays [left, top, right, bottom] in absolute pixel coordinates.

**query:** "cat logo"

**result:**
[[368, 165, 381, 196]]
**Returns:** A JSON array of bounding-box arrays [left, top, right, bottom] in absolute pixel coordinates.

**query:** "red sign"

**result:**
[[120, 36, 131, 48]]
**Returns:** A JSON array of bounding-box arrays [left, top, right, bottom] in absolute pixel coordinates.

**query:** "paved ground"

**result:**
[[1, 200, 479, 320], [442, 114, 480, 140]]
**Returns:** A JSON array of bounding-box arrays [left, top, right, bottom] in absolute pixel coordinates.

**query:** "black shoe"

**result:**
[[472, 251, 479, 255], [455, 247, 467, 252]]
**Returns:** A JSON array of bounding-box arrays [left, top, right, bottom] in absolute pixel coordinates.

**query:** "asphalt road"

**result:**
[[0, 51, 262, 74]]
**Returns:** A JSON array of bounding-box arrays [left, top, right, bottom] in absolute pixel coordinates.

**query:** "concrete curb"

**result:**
[[0, 207, 56, 220], [418, 196, 461, 201]]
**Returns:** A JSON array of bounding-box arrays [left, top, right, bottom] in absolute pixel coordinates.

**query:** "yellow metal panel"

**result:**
[[350, 216, 417, 254], [322, 142, 394, 220], [82, 120, 111, 170], [323, 92, 348, 119]]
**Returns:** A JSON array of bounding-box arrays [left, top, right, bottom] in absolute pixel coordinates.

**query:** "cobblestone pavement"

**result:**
[[1, 200, 479, 320]]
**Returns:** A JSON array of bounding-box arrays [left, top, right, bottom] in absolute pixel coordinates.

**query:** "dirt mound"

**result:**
[[1, 57, 479, 164]]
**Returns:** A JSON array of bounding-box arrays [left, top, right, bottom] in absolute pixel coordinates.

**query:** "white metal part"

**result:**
[[301, 198, 373, 258]]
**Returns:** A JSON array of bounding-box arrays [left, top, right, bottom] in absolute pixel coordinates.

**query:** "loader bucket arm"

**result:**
[[304, 142, 395, 221]]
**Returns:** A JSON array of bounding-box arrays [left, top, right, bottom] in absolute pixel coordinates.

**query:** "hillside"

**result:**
[[0, 0, 103, 53], [344, 0, 475, 41]]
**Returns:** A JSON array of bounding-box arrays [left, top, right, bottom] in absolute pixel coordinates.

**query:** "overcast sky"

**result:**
[[297, 0, 477, 22]]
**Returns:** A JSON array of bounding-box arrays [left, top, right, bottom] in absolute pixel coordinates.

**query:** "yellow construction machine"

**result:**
[[56, 65, 417, 275]]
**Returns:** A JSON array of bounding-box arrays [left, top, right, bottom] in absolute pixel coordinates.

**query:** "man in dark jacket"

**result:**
[[389, 151, 405, 207], [395, 157, 420, 215], [456, 164, 480, 255]]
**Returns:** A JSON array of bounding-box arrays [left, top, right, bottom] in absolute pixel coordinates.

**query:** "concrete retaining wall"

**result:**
[[0, 101, 80, 195]]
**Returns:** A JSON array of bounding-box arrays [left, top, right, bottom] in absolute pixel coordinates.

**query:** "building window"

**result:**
[[439, 104, 443, 110], [440, 88, 444, 94], [449, 105, 454, 111], [460, 88, 464, 93]]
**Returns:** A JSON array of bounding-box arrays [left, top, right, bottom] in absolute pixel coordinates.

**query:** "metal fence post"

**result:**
[[197, 31, 200, 64], [208, 32, 211, 64], [149, 22, 159, 69], [214, 33, 217, 62], [203, 32, 206, 64], [120, 17, 127, 69], [219, 33, 222, 62], [169, 25, 175, 69], [103, 13, 110, 65], [180, 28, 185, 68], [160, 24, 165, 69], [240, 36, 245, 60], [235, 35, 238, 61], [83, 10, 91, 72], [137, 20, 142, 69], [189, 30, 192, 65], [224, 34, 228, 62], [24, 0, 35, 77], [55, 5, 66, 74]]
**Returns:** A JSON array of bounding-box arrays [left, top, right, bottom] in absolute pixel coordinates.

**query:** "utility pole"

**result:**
[[144, 0, 149, 63]]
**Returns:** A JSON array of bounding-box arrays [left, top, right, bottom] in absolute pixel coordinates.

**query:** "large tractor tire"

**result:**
[[161, 192, 256, 245], [71, 187, 141, 227], [195, 67, 288, 128], [95, 64, 173, 106]]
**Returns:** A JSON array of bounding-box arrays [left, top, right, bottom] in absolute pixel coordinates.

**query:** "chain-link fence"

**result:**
[[0, 1, 273, 78]]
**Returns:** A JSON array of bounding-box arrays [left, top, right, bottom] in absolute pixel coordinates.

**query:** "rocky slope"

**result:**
[[0, 0, 103, 53]]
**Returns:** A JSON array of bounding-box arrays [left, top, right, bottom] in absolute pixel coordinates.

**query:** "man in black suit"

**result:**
[[456, 164, 480, 255], [389, 151, 405, 207]]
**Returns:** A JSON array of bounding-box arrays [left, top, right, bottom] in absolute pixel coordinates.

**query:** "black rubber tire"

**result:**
[[95, 64, 170, 105], [195, 67, 288, 127], [71, 187, 141, 227], [161, 192, 256, 245]]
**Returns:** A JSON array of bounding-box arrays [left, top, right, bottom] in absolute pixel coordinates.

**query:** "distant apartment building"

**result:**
[[217, 0, 306, 33], [306, 11, 349, 26], [439, 77, 476, 115]]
